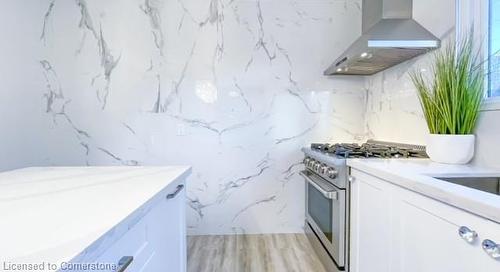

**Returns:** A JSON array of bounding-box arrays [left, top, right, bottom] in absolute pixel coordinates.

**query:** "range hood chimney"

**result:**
[[324, 0, 440, 76]]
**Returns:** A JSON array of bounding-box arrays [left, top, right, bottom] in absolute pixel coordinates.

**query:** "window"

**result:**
[[488, 0, 500, 97]]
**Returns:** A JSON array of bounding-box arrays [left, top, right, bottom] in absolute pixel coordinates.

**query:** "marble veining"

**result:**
[[40, 0, 56, 45], [3, 0, 500, 236], [74, 0, 122, 109], [1, 0, 365, 235], [141, 0, 165, 56], [40, 59, 66, 116]]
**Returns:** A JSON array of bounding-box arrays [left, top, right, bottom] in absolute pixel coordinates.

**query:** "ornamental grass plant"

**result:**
[[410, 35, 484, 135]]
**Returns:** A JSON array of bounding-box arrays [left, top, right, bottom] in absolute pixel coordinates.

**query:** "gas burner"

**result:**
[[311, 140, 428, 159]]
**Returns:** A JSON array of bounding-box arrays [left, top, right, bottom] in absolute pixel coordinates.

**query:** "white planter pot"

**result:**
[[426, 134, 475, 164]]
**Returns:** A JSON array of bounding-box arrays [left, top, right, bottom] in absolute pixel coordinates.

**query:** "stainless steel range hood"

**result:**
[[325, 0, 440, 76]]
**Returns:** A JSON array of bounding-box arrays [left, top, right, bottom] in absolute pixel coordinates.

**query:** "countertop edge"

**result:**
[[346, 159, 500, 225], [69, 166, 192, 263]]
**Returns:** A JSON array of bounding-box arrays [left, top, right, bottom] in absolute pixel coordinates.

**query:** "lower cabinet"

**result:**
[[350, 169, 500, 272], [349, 171, 392, 272], [89, 180, 186, 272], [146, 181, 186, 272]]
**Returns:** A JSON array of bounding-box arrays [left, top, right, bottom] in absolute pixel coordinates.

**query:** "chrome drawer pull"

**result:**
[[458, 226, 477, 243], [167, 184, 184, 199], [482, 239, 500, 260], [116, 256, 133, 272]]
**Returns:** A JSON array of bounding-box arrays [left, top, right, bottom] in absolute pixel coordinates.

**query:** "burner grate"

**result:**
[[310, 140, 428, 159]]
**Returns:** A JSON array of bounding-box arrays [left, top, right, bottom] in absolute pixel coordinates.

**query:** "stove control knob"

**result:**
[[327, 168, 338, 179], [314, 162, 321, 171], [303, 157, 310, 165], [321, 165, 329, 175], [308, 159, 315, 168]]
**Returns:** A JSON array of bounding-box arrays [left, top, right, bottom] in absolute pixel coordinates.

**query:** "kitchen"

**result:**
[[1, 0, 499, 271]]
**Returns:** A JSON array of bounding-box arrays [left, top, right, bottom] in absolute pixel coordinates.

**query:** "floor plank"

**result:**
[[187, 234, 327, 272]]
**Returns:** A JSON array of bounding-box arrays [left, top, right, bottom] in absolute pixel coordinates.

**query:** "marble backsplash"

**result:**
[[0, 0, 366, 235]]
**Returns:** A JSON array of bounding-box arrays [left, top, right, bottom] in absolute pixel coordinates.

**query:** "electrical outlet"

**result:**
[[177, 124, 186, 136]]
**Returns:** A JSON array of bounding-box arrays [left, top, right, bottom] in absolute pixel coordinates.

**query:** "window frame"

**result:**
[[458, 0, 500, 111], [487, 0, 500, 99]]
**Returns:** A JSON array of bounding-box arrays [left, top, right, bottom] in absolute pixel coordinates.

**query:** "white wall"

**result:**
[[474, 110, 500, 167], [0, 2, 48, 170], [0, 0, 366, 235]]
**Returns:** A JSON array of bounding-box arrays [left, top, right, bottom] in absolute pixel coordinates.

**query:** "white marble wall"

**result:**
[[0, 0, 366, 234], [10, 0, 497, 236]]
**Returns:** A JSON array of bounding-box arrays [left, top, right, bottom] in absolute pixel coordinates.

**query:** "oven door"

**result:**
[[301, 170, 346, 268]]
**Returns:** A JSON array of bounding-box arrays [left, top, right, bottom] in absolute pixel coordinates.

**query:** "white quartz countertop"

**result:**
[[347, 159, 500, 224], [0, 166, 191, 265]]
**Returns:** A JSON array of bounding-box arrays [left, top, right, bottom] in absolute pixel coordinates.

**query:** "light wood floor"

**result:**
[[187, 234, 327, 272]]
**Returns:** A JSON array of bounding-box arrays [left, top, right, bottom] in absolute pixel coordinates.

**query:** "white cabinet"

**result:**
[[146, 183, 186, 272], [92, 217, 151, 272], [392, 187, 500, 272], [350, 169, 500, 272], [349, 171, 392, 272], [87, 180, 186, 272]]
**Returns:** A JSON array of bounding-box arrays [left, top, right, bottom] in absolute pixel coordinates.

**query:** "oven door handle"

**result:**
[[300, 171, 338, 200]]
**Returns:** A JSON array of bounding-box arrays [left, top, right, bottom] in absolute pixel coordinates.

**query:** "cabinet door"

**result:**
[[146, 181, 186, 272], [91, 180, 187, 272], [350, 170, 393, 272], [392, 187, 500, 272], [92, 217, 152, 272]]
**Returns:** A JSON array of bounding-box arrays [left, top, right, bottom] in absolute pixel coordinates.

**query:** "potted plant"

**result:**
[[410, 35, 484, 164]]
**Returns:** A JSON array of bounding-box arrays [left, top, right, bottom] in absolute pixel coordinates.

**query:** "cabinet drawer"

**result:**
[[392, 186, 500, 271], [91, 217, 153, 272], [393, 181, 500, 240], [69, 180, 186, 272]]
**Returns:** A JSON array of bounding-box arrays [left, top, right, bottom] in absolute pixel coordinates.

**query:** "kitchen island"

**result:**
[[0, 166, 191, 272]]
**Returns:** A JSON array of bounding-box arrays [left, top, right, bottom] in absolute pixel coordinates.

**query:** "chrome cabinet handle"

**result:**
[[348, 176, 355, 183], [167, 184, 184, 199], [300, 171, 338, 200], [116, 256, 133, 272], [458, 226, 477, 243], [482, 239, 500, 260]]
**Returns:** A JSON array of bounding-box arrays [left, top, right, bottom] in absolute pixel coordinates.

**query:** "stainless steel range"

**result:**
[[301, 140, 427, 272]]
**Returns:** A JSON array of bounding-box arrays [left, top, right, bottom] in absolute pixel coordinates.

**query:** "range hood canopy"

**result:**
[[325, 0, 440, 76]]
